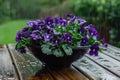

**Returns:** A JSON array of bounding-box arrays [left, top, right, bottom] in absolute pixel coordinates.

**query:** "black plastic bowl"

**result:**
[[28, 45, 89, 69]]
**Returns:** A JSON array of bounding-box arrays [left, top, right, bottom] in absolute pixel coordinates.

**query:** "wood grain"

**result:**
[[73, 56, 120, 80], [28, 68, 54, 80], [8, 44, 45, 80], [102, 45, 120, 61], [0, 44, 18, 80], [48, 67, 89, 80], [86, 53, 120, 77]]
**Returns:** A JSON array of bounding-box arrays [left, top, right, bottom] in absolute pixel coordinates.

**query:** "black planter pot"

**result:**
[[28, 45, 89, 69]]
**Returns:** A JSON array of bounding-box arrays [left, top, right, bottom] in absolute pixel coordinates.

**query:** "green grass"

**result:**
[[0, 20, 28, 44]]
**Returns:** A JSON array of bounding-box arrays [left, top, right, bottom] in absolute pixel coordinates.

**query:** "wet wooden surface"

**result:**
[[0, 44, 18, 80], [0, 44, 120, 80]]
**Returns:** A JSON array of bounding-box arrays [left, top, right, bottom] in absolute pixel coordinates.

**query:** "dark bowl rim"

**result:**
[[28, 44, 90, 49]]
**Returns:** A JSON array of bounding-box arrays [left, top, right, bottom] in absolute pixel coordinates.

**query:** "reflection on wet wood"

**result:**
[[102, 45, 120, 61], [48, 67, 89, 80], [28, 67, 89, 80], [0, 44, 18, 80], [8, 44, 42, 80], [28, 68, 53, 80], [73, 57, 120, 80], [86, 53, 120, 77]]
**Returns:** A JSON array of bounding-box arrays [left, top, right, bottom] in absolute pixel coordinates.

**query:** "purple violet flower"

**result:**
[[61, 33, 73, 43], [101, 38, 108, 48], [54, 17, 60, 24], [89, 44, 99, 56], [22, 27, 29, 32], [52, 39, 60, 46], [27, 21, 38, 27], [18, 47, 26, 53], [59, 18, 68, 27], [30, 30, 42, 40], [77, 18, 86, 24], [16, 31, 23, 42], [88, 24, 98, 37], [43, 33, 54, 41], [80, 37, 88, 46], [45, 17, 53, 25], [31, 33, 42, 40], [37, 20, 46, 29], [67, 13, 75, 19], [16, 27, 32, 42]]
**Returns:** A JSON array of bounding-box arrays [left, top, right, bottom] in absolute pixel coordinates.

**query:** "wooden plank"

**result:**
[[102, 50, 120, 61], [73, 56, 120, 80], [108, 44, 120, 51], [102, 45, 120, 61], [0, 44, 18, 80], [28, 68, 54, 80], [7, 44, 54, 80], [86, 53, 120, 78], [48, 67, 89, 80]]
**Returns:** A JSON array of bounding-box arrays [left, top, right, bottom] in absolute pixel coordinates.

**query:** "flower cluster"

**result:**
[[15, 14, 107, 57]]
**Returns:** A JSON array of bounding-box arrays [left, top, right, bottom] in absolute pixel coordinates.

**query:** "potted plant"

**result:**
[[15, 14, 107, 69]]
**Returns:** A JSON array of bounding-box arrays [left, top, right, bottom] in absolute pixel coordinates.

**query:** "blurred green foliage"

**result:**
[[71, 0, 120, 26], [0, 0, 64, 23], [70, 0, 120, 47]]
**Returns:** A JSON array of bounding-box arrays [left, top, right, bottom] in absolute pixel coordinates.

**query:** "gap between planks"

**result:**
[[7, 44, 25, 80]]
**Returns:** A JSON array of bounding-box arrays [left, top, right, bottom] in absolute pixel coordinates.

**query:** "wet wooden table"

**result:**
[[0, 44, 120, 80]]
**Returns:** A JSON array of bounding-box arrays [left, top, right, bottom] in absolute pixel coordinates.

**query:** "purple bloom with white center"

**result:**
[[79, 27, 85, 34], [101, 38, 105, 44], [88, 24, 98, 37], [22, 27, 29, 32], [43, 33, 54, 41], [37, 20, 46, 29], [61, 33, 73, 43], [89, 44, 99, 56], [45, 17, 55, 30], [52, 39, 60, 46], [67, 13, 75, 19], [59, 18, 68, 27], [78, 23, 88, 34], [23, 31, 31, 38], [101, 38, 108, 48], [16, 31, 23, 42], [54, 17, 60, 24], [80, 37, 88, 46], [18, 47, 26, 53], [30, 30, 42, 40], [16, 27, 32, 42], [31, 33, 42, 40], [27, 21, 38, 27], [77, 18, 86, 24], [45, 17, 53, 25], [78, 24, 86, 34], [53, 30, 60, 35]]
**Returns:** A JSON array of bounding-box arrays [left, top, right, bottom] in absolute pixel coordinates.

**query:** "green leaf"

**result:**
[[99, 49, 103, 53], [41, 44, 52, 55], [15, 42, 25, 50], [53, 48, 64, 57], [71, 32, 82, 39], [88, 37, 96, 45], [62, 45, 73, 56], [95, 41, 101, 45]]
